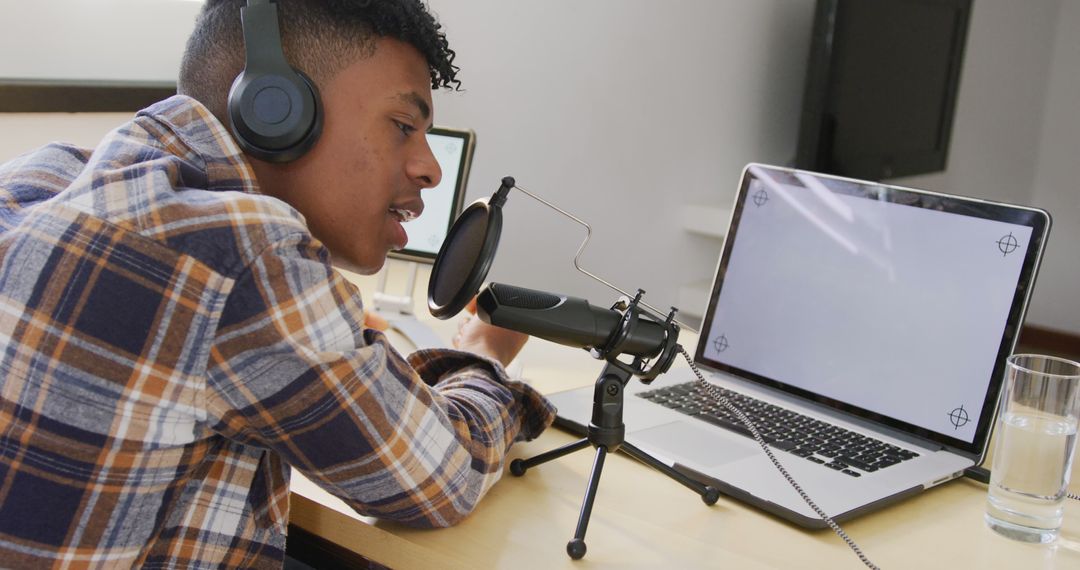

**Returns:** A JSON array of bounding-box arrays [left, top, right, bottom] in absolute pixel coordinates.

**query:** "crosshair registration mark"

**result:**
[[948, 405, 970, 429], [752, 188, 769, 207], [997, 232, 1018, 257]]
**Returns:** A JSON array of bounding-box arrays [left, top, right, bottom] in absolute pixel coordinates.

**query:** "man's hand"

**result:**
[[453, 298, 528, 367], [363, 311, 389, 332]]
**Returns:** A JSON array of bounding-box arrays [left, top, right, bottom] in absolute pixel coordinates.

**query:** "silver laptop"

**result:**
[[547, 163, 1050, 527]]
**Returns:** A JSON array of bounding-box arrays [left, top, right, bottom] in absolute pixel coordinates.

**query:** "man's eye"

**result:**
[[394, 121, 416, 137]]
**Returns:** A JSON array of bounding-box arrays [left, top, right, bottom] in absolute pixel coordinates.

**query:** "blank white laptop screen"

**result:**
[[698, 164, 1048, 453]]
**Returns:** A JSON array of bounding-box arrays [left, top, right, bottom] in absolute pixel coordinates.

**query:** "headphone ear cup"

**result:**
[[227, 66, 323, 163]]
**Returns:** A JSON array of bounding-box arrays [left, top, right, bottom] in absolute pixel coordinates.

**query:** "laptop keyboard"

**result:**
[[636, 382, 920, 477]]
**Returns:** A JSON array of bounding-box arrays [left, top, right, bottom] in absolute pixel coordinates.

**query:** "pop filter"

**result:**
[[428, 176, 514, 319]]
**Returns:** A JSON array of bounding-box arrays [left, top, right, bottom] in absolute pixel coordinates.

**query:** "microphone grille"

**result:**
[[489, 283, 562, 310]]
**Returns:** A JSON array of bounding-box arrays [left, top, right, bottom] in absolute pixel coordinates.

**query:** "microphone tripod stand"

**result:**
[[508, 295, 720, 560]]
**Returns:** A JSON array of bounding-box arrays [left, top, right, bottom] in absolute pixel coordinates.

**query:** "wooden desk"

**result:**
[[289, 267, 1080, 569]]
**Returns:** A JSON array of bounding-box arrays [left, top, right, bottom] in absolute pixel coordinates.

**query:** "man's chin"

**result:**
[[329, 255, 384, 276]]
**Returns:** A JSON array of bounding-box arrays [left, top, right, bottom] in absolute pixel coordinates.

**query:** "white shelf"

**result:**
[[677, 280, 712, 319], [679, 205, 728, 319], [681, 205, 732, 239]]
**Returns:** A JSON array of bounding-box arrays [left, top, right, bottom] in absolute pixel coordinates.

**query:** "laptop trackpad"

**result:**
[[630, 421, 757, 467]]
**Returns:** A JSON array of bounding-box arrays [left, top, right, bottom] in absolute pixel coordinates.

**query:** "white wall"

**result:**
[[1, 0, 1076, 334], [0, 0, 199, 83], [0, 113, 132, 160], [1026, 0, 1080, 332], [0, 0, 199, 168], [426, 0, 815, 311]]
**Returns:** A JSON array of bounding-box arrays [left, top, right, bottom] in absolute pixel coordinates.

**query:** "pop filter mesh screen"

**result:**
[[431, 205, 489, 308]]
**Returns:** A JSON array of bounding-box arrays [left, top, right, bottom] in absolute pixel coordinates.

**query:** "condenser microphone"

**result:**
[[476, 283, 669, 359]]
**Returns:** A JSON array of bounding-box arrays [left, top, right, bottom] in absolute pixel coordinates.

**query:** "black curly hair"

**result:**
[[178, 0, 460, 122]]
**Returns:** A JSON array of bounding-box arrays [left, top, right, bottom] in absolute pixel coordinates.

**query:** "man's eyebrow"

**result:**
[[398, 92, 431, 121]]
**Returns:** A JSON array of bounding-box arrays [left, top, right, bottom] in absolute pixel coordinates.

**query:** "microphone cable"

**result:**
[[678, 346, 881, 570]]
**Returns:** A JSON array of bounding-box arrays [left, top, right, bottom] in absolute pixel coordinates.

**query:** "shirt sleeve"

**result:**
[[205, 231, 556, 528]]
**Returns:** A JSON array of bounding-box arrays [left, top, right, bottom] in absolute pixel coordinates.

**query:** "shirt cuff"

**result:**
[[407, 348, 557, 441]]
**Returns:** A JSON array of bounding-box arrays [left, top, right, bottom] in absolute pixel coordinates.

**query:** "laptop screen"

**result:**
[[389, 127, 475, 263], [696, 164, 1049, 454]]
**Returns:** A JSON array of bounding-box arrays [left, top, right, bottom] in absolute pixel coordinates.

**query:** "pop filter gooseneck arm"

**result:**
[[427, 174, 698, 333], [504, 183, 699, 334]]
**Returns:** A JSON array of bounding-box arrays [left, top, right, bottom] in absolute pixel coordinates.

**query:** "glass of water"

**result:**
[[985, 354, 1080, 543]]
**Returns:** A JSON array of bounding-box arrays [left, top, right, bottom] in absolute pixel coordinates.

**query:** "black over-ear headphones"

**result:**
[[228, 0, 323, 163]]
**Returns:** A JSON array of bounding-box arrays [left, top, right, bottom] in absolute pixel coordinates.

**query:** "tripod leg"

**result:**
[[509, 437, 591, 476], [566, 446, 608, 560], [619, 441, 721, 505]]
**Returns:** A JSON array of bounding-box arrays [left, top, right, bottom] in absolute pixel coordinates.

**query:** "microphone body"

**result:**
[[476, 283, 668, 358]]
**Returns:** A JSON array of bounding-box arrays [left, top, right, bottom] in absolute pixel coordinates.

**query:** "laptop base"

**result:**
[[509, 361, 720, 559]]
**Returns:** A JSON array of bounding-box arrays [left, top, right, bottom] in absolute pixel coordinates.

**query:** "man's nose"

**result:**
[[411, 140, 442, 189]]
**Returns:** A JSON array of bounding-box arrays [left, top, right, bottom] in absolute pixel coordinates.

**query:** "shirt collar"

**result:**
[[137, 95, 261, 195]]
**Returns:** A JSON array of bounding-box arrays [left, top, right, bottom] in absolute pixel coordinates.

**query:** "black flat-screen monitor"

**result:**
[[795, 0, 973, 181], [389, 127, 475, 263]]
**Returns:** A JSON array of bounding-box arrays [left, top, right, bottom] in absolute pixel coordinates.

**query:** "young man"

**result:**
[[0, 1, 554, 567]]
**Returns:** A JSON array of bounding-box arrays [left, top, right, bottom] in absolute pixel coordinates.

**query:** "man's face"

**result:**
[[251, 38, 442, 274]]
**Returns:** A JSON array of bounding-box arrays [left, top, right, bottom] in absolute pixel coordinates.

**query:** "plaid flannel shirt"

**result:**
[[0, 95, 555, 569]]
